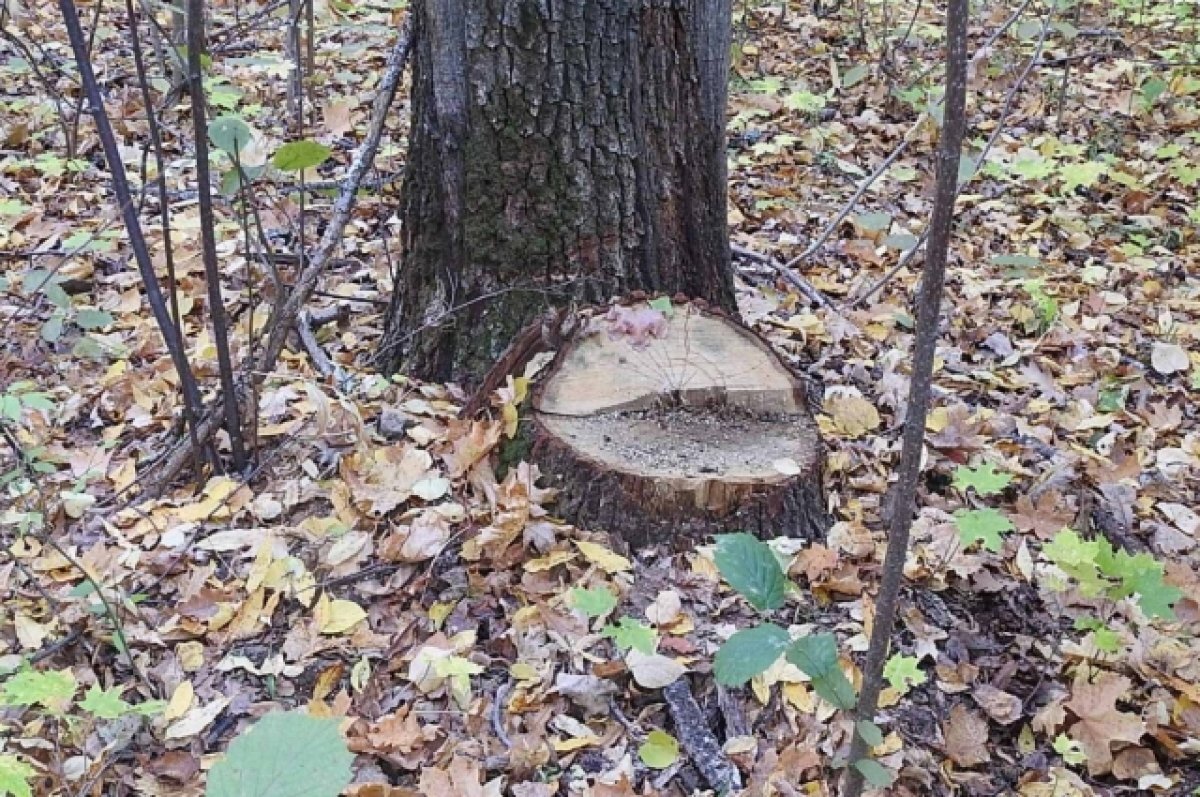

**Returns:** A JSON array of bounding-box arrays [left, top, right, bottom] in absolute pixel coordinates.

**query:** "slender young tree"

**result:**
[[187, 0, 247, 469], [377, 0, 738, 384], [841, 0, 970, 793]]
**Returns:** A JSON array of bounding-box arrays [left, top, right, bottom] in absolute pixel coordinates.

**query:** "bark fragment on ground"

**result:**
[[664, 678, 742, 794]]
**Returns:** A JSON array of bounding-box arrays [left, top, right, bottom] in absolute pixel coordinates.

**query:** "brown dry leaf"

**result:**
[[342, 444, 439, 515], [1065, 672, 1146, 775], [793, 543, 838, 582], [363, 707, 438, 754], [144, 751, 200, 783], [972, 684, 1023, 725], [379, 510, 451, 563], [1110, 746, 1159, 781], [417, 755, 486, 797], [589, 776, 638, 796], [1013, 491, 1075, 539], [943, 704, 990, 767], [323, 98, 356, 136], [348, 785, 420, 797], [442, 419, 503, 478]]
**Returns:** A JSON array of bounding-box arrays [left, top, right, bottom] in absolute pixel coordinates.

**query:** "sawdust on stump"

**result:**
[[525, 300, 827, 549]]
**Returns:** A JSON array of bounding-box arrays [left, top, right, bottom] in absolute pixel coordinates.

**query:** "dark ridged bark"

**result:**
[[378, 0, 736, 384]]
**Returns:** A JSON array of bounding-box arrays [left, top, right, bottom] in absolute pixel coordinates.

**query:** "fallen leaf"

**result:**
[[626, 649, 685, 689], [1065, 672, 1145, 775], [972, 684, 1023, 725], [575, 540, 631, 573], [1150, 341, 1189, 375], [315, 594, 368, 635], [164, 696, 230, 739], [943, 704, 990, 767], [645, 590, 682, 626], [824, 393, 881, 438]]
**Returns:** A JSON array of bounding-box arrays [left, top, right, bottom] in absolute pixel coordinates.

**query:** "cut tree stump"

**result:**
[[475, 299, 827, 549]]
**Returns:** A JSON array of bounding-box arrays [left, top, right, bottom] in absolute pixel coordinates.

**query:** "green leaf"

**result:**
[[18, 392, 53, 412], [842, 64, 868, 88], [0, 395, 22, 422], [272, 140, 331, 172], [713, 533, 787, 612], [647, 296, 673, 315], [79, 684, 131, 719], [0, 199, 27, 216], [638, 730, 679, 769], [1089, 626, 1121, 653], [951, 462, 1012, 496], [883, 233, 919, 251], [0, 754, 34, 797], [785, 633, 838, 677], [1058, 161, 1107, 193], [569, 586, 618, 618], [855, 211, 892, 232], [129, 699, 168, 716], [713, 623, 791, 686], [44, 282, 71, 310], [786, 634, 857, 710], [1139, 76, 1167, 106], [206, 711, 353, 797], [856, 720, 883, 747], [0, 668, 76, 713], [953, 508, 1014, 552], [601, 617, 657, 654], [208, 115, 253, 155], [75, 309, 114, 331], [882, 655, 926, 694], [1052, 733, 1087, 765], [40, 314, 64, 343], [990, 253, 1041, 271], [853, 757, 895, 787]]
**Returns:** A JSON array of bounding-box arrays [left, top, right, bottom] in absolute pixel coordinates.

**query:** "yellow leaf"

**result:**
[[510, 662, 540, 682], [13, 614, 49, 650], [245, 539, 274, 594], [502, 402, 519, 438], [316, 594, 368, 635], [164, 680, 194, 722], [524, 550, 576, 573], [553, 736, 598, 752], [177, 642, 205, 672], [824, 394, 881, 438], [575, 540, 631, 574], [428, 601, 456, 629]]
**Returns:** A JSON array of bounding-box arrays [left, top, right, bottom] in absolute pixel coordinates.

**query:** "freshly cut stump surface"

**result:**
[[530, 301, 826, 548]]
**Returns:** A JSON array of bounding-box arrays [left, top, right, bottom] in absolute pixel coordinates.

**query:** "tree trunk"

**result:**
[[378, 0, 736, 384]]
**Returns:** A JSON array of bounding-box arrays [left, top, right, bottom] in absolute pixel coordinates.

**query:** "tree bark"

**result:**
[[378, 0, 737, 384]]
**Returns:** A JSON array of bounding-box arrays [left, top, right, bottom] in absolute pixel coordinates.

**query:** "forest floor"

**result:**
[[1, 0, 1199, 795]]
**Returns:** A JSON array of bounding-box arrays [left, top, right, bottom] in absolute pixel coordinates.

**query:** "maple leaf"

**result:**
[[1013, 491, 1075, 539], [953, 508, 1014, 551], [951, 462, 1012, 496], [1064, 672, 1145, 775]]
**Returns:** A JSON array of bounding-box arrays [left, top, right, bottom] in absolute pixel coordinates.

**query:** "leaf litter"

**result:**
[[0, 0, 1198, 795]]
